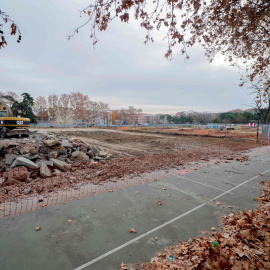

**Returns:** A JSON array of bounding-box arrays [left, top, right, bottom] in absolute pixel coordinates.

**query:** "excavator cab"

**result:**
[[0, 103, 30, 138]]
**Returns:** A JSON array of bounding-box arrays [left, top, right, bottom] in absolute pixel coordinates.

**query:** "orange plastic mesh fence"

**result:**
[[118, 127, 130, 131]]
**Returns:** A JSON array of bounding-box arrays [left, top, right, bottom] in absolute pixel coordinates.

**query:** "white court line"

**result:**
[[73, 168, 270, 270], [175, 174, 233, 194], [158, 181, 210, 201]]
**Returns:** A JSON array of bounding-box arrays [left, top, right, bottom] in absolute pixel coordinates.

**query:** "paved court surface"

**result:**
[[0, 147, 270, 270]]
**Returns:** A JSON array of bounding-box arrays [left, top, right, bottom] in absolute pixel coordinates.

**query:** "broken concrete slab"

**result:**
[[5, 154, 17, 166], [40, 163, 52, 178], [44, 140, 61, 147], [37, 160, 54, 167], [50, 159, 71, 171], [70, 151, 90, 162], [28, 154, 40, 161], [99, 151, 109, 158], [90, 146, 99, 156], [11, 157, 39, 169], [61, 140, 72, 148]]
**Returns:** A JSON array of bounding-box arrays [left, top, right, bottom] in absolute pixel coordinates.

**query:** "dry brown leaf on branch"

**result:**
[[35, 227, 41, 231], [158, 201, 162, 205], [129, 228, 136, 234]]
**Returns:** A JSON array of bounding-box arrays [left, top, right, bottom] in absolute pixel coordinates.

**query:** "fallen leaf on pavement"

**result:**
[[41, 204, 47, 208], [92, 208, 97, 212], [162, 188, 167, 190], [35, 227, 41, 231], [129, 228, 136, 234], [68, 219, 72, 222], [158, 201, 162, 205], [216, 202, 221, 206], [139, 181, 270, 270], [120, 262, 128, 270], [154, 237, 158, 240]]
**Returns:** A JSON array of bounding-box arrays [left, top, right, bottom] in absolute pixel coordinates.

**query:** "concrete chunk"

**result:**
[[5, 154, 17, 166], [61, 140, 72, 148], [37, 160, 54, 167], [40, 163, 52, 178], [11, 157, 39, 169], [70, 151, 89, 162], [90, 146, 99, 156], [44, 140, 61, 147], [50, 158, 71, 171]]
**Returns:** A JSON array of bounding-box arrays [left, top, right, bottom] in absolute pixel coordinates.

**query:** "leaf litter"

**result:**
[[121, 181, 270, 269]]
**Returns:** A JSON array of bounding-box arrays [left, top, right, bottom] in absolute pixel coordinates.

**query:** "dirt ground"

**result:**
[[0, 128, 266, 210], [33, 128, 266, 158], [124, 126, 260, 139]]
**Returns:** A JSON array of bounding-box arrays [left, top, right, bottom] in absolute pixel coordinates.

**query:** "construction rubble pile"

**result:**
[[0, 130, 110, 186], [0, 131, 254, 204]]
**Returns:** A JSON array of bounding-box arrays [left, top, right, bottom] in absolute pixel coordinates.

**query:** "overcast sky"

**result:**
[[0, 0, 254, 114]]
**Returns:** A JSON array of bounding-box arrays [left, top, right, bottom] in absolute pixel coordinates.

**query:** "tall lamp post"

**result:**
[[256, 109, 261, 141]]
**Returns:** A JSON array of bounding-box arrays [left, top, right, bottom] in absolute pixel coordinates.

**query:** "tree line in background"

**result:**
[[159, 111, 263, 125], [1, 91, 270, 125], [34, 92, 144, 126], [34, 92, 110, 125], [112, 107, 143, 125], [0, 91, 144, 125]]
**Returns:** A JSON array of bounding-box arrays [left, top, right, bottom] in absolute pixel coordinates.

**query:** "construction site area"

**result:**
[[0, 127, 266, 213], [42, 127, 264, 157], [0, 127, 270, 270]]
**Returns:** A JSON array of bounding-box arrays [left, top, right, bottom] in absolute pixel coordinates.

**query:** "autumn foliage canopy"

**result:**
[[69, 0, 270, 93], [2, 2, 270, 101]]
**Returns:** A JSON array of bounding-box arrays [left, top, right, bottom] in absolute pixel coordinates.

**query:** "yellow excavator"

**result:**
[[0, 103, 30, 138]]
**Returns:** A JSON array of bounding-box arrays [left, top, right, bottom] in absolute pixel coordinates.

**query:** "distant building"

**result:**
[[144, 114, 154, 125]]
